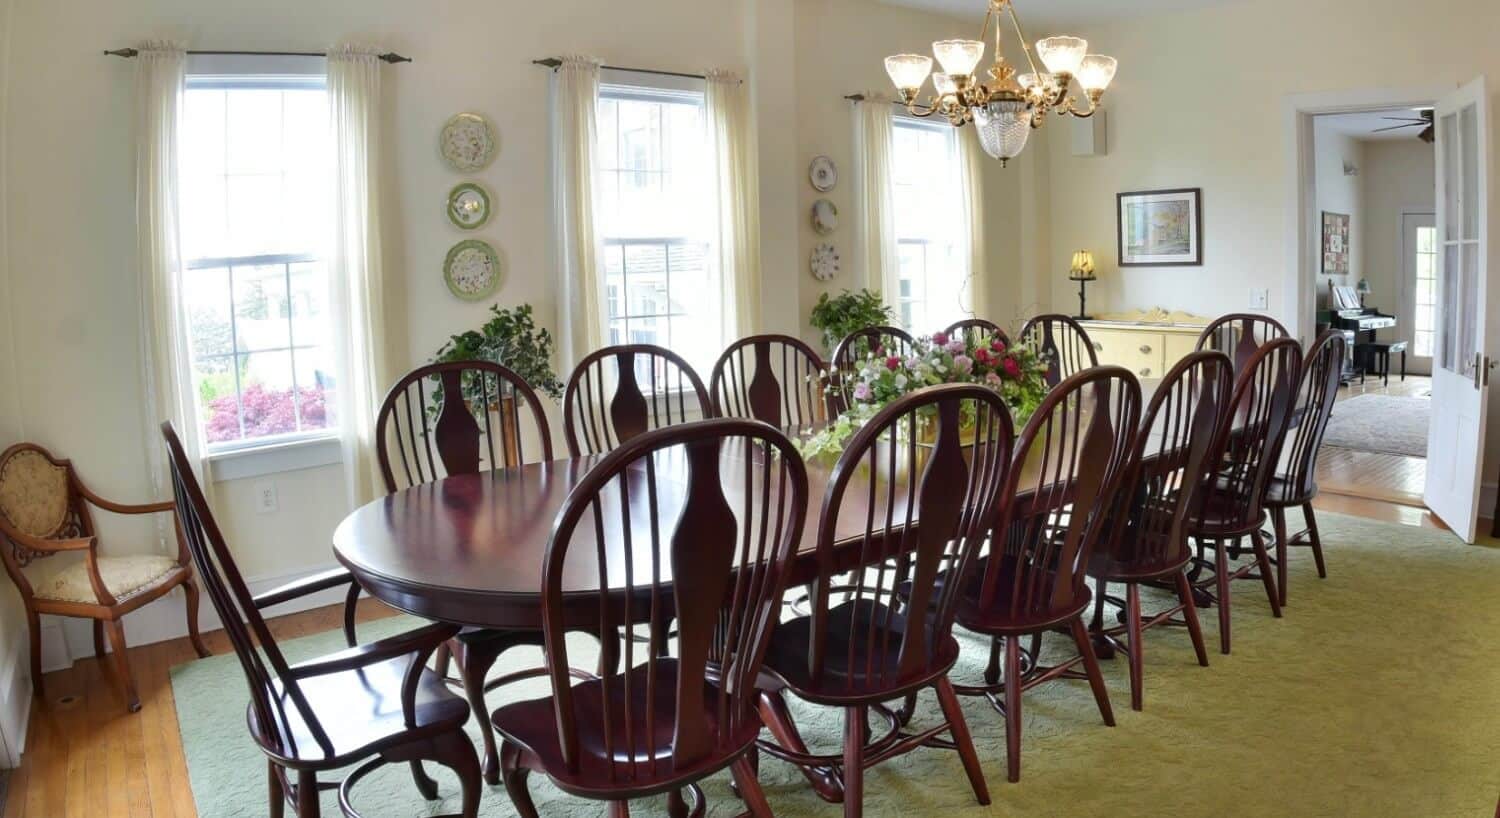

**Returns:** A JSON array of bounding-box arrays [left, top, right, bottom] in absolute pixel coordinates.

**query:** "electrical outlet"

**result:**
[[1249, 288, 1269, 310], [253, 481, 278, 514]]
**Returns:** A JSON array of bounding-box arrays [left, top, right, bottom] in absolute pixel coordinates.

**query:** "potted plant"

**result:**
[[809, 289, 895, 354], [432, 304, 564, 415]]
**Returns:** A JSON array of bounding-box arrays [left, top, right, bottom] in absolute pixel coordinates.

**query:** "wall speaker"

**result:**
[[1071, 110, 1108, 157]]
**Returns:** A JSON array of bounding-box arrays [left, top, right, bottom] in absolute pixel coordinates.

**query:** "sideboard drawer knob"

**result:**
[[1138, 368, 1152, 377], [1138, 344, 1153, 354], [1092, 341, 1103, 352]]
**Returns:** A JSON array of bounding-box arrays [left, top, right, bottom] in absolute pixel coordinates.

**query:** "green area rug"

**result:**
[[171, 512, 1500, 816]]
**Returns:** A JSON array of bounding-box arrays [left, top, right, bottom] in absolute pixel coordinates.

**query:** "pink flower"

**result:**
[[974, 347, 993, 365], [985, 372, 1003, 385], [853, 382, 872, 401], [1002, 357, 1021, 379], [991, 339, 1007, 353], [885, 356, 901, 371], [952, 354, 974, 374], [872, 345, 885, 358], [946, 338, 966, 355], [931, 332, 949, 347]]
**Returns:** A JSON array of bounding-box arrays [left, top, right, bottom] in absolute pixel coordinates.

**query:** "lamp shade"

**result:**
[[1076, 55, 1118, 92], [1070, 250, 1096, 278], [973, 98, 1031, 164], [1356, 278, 1372, 294], [1036, 36, 1088, 76], [885, 53, 933, 92], [932, 39, 985, 78]]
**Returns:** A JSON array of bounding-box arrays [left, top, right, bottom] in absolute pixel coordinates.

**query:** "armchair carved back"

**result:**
[[0, 444, 92, 591]]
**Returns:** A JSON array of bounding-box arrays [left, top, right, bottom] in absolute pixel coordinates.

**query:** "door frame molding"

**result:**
[[1281, 84, 1452, 343], [1398, 208, 1436, 372]]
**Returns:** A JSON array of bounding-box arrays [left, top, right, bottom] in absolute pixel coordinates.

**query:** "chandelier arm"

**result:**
[[1002, 1, 1043, 78], [1063, 94, 1099, 118]]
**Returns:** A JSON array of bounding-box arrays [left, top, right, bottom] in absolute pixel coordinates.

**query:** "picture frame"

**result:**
[[1117, 188, 1203, 267], [1321, 211, 1350, 274]]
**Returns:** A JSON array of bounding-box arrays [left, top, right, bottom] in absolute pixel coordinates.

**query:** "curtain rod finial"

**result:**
[[379, 52, 412, 64], [104, 48, 139, 58], [533, 57, 563, 69]]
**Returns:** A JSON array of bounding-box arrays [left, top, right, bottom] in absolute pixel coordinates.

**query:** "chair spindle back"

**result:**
[[1279, 330, 1346, 499], [710, 334, 827, 431], [1195, 313, 1291, 373], [563, 344, 712, 457], [1201, 337, 1303, 531], [1018, 314, 1098, 389], [944, 318, 1010, 351]]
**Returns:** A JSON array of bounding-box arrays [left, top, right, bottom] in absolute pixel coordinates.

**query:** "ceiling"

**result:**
[[1316, 109, 1434, 143], [874, 0, 1245, 28]]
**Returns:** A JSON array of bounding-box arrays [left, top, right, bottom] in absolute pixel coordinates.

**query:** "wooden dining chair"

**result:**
[[1186, 337, 1302, 654], [161, 422, 481, 818], [954, 366, 1140, 782], [374, 360, 559, 785], [756, 383, 1014, 816], [944, 317, 1010, 350], [0, 442, 210, 713], [828, 326, 916, 413], [491, 418, 809, 817], [710, 333, 828, 432], [1087, 352, 1231, 710], [563, 344, 712, 456], [1264, 330, 1346, 606], [1018, 313, 1098, 388], [1195, 313, 1291, 373]]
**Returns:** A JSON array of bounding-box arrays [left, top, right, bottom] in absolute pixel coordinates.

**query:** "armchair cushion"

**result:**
[[0, 449, 70, 538], [36, 554, 179, 605]]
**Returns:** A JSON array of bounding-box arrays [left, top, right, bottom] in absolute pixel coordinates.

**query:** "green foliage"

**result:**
[[433, 303, 564, 400], [808, 289, 894, 353]]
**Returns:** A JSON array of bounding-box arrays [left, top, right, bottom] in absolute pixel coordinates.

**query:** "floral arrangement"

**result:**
[[798, 330, 1051, 461]]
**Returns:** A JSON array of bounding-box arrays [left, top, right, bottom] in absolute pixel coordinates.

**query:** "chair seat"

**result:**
[[258, 654, 470, 765], [1187, 493, 1267, 538], [35, 554, 182, 605], [1264, 475, 1315, 507], [491, 658, 757, 797], [955, 555, 1093, 636], [1087, 537, 1192, 582], [761, 598, 960, 703]]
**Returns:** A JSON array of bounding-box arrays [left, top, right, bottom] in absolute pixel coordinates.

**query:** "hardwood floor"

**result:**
[[1317, 373, 1431, 507]]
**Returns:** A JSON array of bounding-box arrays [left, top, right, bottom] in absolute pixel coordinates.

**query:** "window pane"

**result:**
[[237, 350, 299, 440], [233, 264, 292, 351], [289, 260, 331, 350], [891, 119, 967, 331], [226, 89, 284, 174], [293, 347, 336, 431], [185, 267, 234, 359], [198, 358, 243, 444]]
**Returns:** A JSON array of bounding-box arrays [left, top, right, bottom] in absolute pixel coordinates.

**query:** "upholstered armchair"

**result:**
[[0, 443, 210, 712]]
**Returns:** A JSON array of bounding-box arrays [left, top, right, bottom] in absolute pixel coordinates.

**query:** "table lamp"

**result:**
[[1356, 277, 1371, 307], [1069, 250, 1097, 320]]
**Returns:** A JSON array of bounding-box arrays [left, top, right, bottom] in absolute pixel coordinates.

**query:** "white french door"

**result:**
[[1401, 212, 1436, 372], [1424, 77, 1493, 542]]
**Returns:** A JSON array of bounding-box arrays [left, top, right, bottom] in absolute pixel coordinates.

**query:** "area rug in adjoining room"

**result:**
[[171, 512, 1500, 817], [1322, 394, 1430, 457]]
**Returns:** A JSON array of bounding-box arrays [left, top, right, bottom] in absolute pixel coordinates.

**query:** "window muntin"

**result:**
[[596, 84, 717, 379], [1413, 225, 1438, 358], [180, 77, 336, 450], [891, 118, 968, 333]]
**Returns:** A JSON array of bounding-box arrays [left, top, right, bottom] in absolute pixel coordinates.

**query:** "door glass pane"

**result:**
[[1442, 112, 1460, 242], [1440, 244, 1459, 371], [1462, 105, 1479, 240], [1458, 242, 1480, 374]]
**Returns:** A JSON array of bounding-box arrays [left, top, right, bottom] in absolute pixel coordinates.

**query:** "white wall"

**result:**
[[1313, 120, 1363, 301], [1360, 138, 1435, 363]]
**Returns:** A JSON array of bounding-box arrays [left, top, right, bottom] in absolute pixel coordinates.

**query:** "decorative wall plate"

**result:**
[[440, 112, 497, 172], [811, 198, 838, 235], [444, 239, 502, 300], [810, 242, 840, 281], [446, 182, 491, 230], [809, 155, 837, 192]]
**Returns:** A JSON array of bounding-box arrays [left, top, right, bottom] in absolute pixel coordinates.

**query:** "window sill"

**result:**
[[208, 435, 343, 483]]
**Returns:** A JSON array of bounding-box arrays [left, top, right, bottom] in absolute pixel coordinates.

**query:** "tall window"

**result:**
[[1413, 225, 1438, 358], [891, 117, 968, 332], [179, 73, 336, 450], [596, 82, 717, 375]]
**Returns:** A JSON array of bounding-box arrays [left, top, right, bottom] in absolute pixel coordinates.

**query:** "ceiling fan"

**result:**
[[1372, 108, 1434, 143]]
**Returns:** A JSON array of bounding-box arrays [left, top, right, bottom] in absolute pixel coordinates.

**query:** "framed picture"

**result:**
[[1117, 188, 1203, 266], [1322, 211, 1351, 274]]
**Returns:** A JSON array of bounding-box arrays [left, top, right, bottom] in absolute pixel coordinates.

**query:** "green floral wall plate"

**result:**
[[446, 182, 491, 230], [443, 239, 502, 301]]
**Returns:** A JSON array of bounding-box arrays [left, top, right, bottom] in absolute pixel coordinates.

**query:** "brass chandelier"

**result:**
[[883, 0, 1118, 165]]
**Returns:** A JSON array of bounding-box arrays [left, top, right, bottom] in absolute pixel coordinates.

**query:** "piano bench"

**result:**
[[1355, 341, 1407, 387]]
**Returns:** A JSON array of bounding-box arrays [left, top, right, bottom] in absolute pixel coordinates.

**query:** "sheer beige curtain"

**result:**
[[957, 126, 986, 317], [135, 41, 211, 503], [551, 56, 605, 366], [853, 94, 899, 303], [705, 70, 761, 339], [327, 44, 393, 508]]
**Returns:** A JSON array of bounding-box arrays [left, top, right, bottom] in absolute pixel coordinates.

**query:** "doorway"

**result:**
[[1289, 97, 1439, 513]]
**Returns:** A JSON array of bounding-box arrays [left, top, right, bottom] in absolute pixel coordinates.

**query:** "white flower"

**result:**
[[893, 374, 908, 389]]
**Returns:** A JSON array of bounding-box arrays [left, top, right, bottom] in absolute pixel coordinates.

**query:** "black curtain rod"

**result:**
[[532, 57, 705, 82], [845, 94, 903, 105], [104, 48, 411, 64]]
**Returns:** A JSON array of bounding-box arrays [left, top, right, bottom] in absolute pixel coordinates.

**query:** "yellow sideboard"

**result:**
[[1078, 308, 1211, 380]]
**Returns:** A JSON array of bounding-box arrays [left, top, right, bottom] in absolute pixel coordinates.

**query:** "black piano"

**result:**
[[1319, 285, 1398, 385]]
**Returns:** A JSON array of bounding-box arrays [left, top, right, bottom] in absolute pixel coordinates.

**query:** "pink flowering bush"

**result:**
[[205, 383, 330, 443]]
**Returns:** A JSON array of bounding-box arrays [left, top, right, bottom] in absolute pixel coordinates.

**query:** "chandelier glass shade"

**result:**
[[883, 0, 1117, 165]]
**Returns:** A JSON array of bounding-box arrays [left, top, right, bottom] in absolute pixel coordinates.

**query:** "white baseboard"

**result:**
[[0, 627, 32, 768], [39, 562, 350, 674]]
